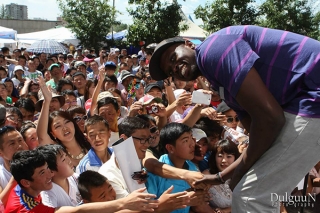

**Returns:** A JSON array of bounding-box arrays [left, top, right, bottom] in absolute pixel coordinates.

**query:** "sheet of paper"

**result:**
[[112, 137, 147, 193]]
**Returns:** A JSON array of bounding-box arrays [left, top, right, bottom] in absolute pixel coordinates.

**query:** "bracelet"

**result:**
[[217, 172, 226, 183]]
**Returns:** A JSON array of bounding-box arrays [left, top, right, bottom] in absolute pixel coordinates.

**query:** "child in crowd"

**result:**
[[76, 115, 112, 174], [38, 144, 81, 208], [203, 139, 240, 212], [6, 149, 159, 213], [191, 128, 209, 169], [0, 126, 28, 192], [146, 122, 211, 213], [99, 117, 191, 212], [78, 170, 116, 203]]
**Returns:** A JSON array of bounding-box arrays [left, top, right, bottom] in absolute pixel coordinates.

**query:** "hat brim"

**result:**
[[143, 97, 162, 105], [149, 37, 185, 81], [35, 95, 65, 112]]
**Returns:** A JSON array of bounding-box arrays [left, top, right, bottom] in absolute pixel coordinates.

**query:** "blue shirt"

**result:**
[[196, 25, 320, 118], [198, 151, 211, 172], [146, 154, 198, 213], [76, 147, 113, 174]]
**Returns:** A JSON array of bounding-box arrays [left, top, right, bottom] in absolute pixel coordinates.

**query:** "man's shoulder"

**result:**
[[6, 186, 55, 213]]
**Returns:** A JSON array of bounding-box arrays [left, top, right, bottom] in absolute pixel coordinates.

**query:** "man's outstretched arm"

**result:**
[[194, 67, 285, 189]]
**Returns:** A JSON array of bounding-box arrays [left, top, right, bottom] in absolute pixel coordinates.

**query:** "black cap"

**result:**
[[72, 71, 86, 79], [144, 82, 161, 94], [149, 37, 185, 81]]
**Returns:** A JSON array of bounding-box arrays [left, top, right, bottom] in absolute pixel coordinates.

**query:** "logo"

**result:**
[[271, 192, 316, 208]]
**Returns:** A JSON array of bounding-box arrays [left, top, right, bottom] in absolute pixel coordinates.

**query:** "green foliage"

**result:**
[[113, 23, 128, 32], [259, 0, 320, 39], [0, 4, 10, 19], [127, 0, 188, 46], [57, 0, 115, 51], [194, 0, 258, 34]]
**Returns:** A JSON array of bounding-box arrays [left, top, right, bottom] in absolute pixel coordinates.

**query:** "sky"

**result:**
[[2, 0, 207, 26]]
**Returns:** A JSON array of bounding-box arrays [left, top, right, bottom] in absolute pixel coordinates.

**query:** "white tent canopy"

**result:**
[[0, 26, 17, 40], [178, 8, 207, 39], [17, 27, 79, 46]]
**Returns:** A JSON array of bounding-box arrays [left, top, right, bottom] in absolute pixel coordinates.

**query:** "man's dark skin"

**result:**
[[158, 42, 285, 190]]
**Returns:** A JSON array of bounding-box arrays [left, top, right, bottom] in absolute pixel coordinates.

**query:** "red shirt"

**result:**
[[5, 185, 55, 213]]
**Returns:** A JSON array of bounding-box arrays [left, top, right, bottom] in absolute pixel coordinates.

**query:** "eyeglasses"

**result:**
[[6, 115, 22, 123], [0, 126, 15, 134], [132, 136, 152, 145], [73, 115, 88, 123], [226, 116, 239, 123], [65, 101, 78, 105], [150, 126, 158, 134]]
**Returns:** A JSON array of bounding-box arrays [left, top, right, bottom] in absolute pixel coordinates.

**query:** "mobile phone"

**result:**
[[110, 48, 115, 54], [191, 90, 211, 105]]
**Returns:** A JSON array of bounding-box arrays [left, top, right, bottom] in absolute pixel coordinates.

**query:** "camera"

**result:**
[[145, 105, 159, 114]]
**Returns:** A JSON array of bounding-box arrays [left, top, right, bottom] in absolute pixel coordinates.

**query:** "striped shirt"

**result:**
[[76, 147, 113, 174], [196, 25, 320, 118]]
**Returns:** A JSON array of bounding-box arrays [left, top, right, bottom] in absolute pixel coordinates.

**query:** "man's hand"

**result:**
[[183, 171, 204, 188], [157, 186, 190, 212], [200, 107, 217, 120], [176, 92, 192, 107], [193, 174, 221, 189], [122, 187, 158, 212], [153, 103, 166, 118], [187, 189, 209, 206], [128, 102, 143, 117]]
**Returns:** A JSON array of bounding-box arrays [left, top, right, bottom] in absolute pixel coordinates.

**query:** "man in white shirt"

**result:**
[[94, 49, 106, 67]]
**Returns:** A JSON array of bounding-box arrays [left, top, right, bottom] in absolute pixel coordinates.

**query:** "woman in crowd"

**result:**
[[84, 79, 96, 102], [36, 76, 90, 167], [203, 139, 240, 213], [67, 106, 87, 133], [3, 78, 19, 103]]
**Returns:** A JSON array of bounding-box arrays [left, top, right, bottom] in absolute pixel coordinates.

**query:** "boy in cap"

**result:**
[[46, 63, 63, 90]]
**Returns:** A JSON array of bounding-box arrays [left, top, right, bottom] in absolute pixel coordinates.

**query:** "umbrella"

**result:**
[[26, 40, 68, 54]]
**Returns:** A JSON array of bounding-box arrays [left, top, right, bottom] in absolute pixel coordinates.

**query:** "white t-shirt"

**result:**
[[98, 154, 129, 199], [11, 78, 21, 87], [109, 131, 120, 147], [170, 110, 184, 123], [41, 174, 81, 208], [24, 70, 43, 80], [0, 164, 12, 190], [94, 57, 103, 67]]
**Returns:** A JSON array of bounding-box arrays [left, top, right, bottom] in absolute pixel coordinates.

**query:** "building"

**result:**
[[5, 3, 28, 20]]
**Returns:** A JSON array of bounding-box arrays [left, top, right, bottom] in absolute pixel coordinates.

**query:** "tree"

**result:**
[[113, 23, 128, 32], [57, 0, 115, 51], [194, 0, 258, 34], [259, 0, 320, 39], [126, 0, 188, 46], [0, 4, 10, 19]]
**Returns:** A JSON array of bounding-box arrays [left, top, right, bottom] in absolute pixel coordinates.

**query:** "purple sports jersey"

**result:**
[[196, 25, 320, 118]]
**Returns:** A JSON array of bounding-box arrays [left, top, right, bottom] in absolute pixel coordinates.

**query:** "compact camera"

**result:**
[[145, 105, 159, 114]]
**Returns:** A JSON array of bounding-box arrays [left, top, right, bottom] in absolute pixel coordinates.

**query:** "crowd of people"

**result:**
[[0, 24, 319, 213]]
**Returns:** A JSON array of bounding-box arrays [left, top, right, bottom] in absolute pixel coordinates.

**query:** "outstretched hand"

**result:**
[[123, 187, 158, 212], [193, 174, 221, 190]]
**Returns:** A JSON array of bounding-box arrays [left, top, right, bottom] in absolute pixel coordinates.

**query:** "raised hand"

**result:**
[[37, 76, 52, 102]]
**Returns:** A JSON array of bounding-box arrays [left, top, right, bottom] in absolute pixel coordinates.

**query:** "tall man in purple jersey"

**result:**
[[149, 25, 320, 212]]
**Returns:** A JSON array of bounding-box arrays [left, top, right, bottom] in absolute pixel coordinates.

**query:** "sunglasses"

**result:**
[[226, 116, 239, 123], [73, 115, 88, 123], [150, 126, 158, 134], [131, 171, 148, 181]]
